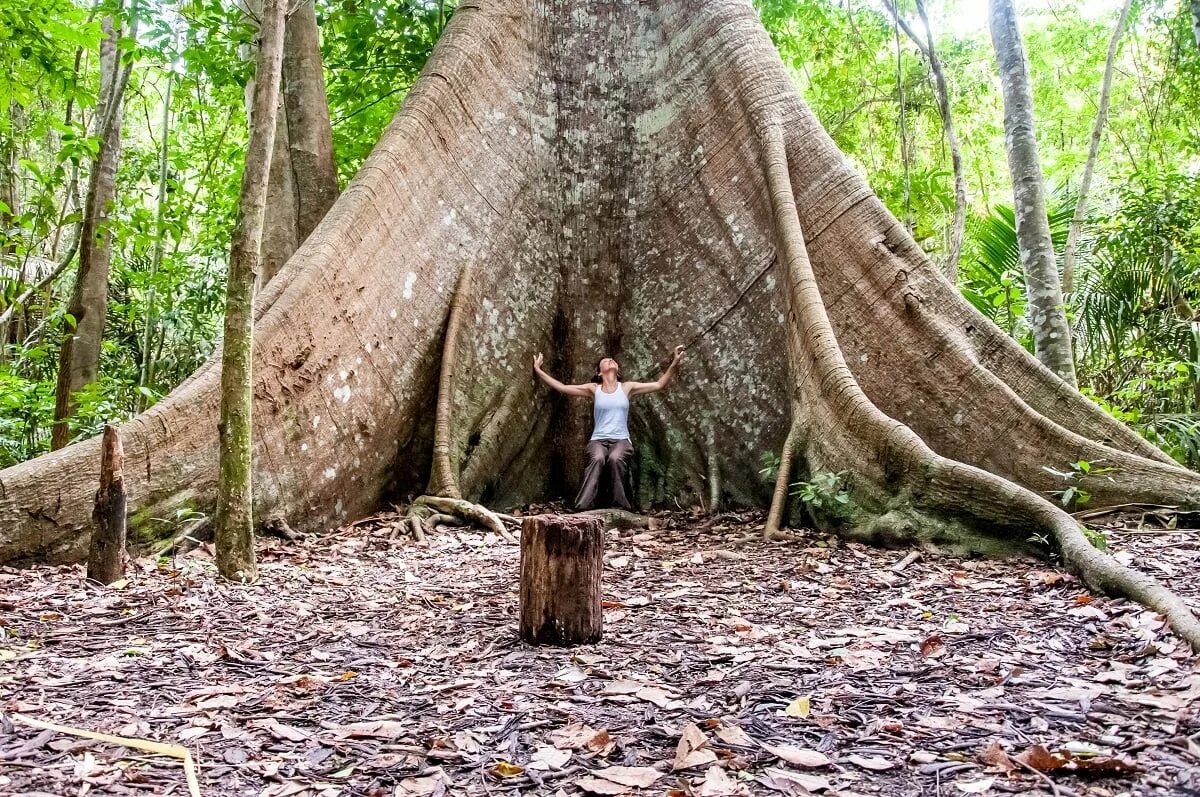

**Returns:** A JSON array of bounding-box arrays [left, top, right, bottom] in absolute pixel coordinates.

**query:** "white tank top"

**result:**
[[591, 383, 630, 441]]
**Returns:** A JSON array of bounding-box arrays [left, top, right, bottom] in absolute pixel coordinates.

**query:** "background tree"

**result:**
[[214, 0, 287, 583], [1061, 0, 1134, 297], [989, 0, 1076, 386], [52, 4, 136, 448], [259, 0, 339, 287]]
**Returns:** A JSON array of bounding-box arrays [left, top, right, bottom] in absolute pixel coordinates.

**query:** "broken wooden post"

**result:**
[[87, 425, 127, 584], [519, 514, 604, 645]]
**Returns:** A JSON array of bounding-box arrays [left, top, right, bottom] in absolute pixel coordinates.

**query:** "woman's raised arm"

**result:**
[[626, 345, 685, 398], [533, 353, 596, 398]]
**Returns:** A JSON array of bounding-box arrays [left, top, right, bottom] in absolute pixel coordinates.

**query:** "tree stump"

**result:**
[[87, 425, 127, 584], [519, 514, 604, 645]]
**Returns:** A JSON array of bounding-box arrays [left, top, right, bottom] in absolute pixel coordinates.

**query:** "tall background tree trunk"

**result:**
[[1062, 0, 1134, 297], [989, 0, 1077, 386], [883, 0, 967, 282], [260, 0, 339, 288], [1191, 0, 1200, 56], [138, 67, 175, 408], [215, 0, 287, 582], [1, 101, 19, 279], [52, 10, 134, 449]]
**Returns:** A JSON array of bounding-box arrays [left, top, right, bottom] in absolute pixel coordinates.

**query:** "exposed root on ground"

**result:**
[[759, 118, 1200, 651], [405, 494, 517, 543]]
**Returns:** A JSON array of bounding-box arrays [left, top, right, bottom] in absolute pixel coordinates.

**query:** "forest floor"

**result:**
[[1, 507, 1199, 797]]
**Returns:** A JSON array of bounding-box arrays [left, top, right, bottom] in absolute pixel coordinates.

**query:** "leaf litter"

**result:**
[[0, 506, 1198, 795]]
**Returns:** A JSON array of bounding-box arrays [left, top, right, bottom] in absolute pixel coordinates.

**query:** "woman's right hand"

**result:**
[[533, 352, 544, 372]]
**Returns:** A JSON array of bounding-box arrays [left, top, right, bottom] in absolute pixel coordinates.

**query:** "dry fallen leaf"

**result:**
[[528, 744, 572, 771], [675, 723, 719, 770], [977, 740, 1017, 774], [575, 776, 630, 795], [756, 767, 831, 793], [955, 777, 996, 794], [322, 719, 407, 739], [697, 764, 745, 796], [255, 719, 312, 742], [715, 724, 755, 747], [589, 766, 664, 788], [761, 743, 831, 768], [847, 754, 893, 771], [488, 760, 524, 778], [785, 696, 811, 718]]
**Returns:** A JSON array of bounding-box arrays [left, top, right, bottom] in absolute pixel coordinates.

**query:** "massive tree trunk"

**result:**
[[260, 0, 339, 288], [988, 0, 1076, 387], [3, 1, 1200, 641], [51, 11, 133, 449], [1062, 0, 1133, 297]]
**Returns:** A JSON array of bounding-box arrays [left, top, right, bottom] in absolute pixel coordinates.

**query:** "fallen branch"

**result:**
[[10, 712, 200, 797]]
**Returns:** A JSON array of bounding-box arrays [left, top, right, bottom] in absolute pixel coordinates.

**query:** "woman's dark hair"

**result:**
[[590, 358, 621, 383]]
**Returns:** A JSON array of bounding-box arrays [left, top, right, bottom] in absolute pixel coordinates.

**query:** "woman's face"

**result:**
[[599, 357, 619, 375]]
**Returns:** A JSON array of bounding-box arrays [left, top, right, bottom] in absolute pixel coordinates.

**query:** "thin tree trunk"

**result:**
[[917, 0, 965, 282], [138, 68, 174, 408], [1062, 0, 1134, 297], [260, 0, 339, 287], [989, 0, 1077, 386], [883, 0, 967, 281], [894, 17, 912, 230], [52, 9, 136, 449], [214, 0, 287, 583], [1, 102, 18, 269], [1191, 0, 1200, 57]]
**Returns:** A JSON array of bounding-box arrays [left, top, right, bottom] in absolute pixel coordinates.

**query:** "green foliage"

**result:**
[[959, 196, 1075, 347], [319, 0, 452, 180], [789, 470, 852, 519], [1041, 459, 1116, 509], [758, 450, 781, 483], [1083, 525, 1108, 551]]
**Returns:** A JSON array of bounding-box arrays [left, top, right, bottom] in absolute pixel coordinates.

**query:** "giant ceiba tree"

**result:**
[[3, 0, 1200, 646]]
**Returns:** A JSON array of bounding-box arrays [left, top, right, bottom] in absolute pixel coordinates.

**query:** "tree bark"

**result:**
[[87, 425, 126, 584], [1061, 0, 1134, 297], [260, 0, 340, 288], [989, 0, 1077, 386], [1, 1, 1199, 648], [215, 0, 287, 583], [0, 101, 18, 270], [52, 10, 134, 449], [519, 514, 604, 646]]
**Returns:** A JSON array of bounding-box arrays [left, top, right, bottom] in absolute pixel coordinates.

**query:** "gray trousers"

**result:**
[[574, 438, 633, 511]]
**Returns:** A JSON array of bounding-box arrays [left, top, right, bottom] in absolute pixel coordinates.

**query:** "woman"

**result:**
[[533, 346, 685, 511]]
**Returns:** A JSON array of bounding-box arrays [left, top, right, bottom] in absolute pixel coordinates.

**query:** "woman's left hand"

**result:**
[[673, 345, 685, 362]]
